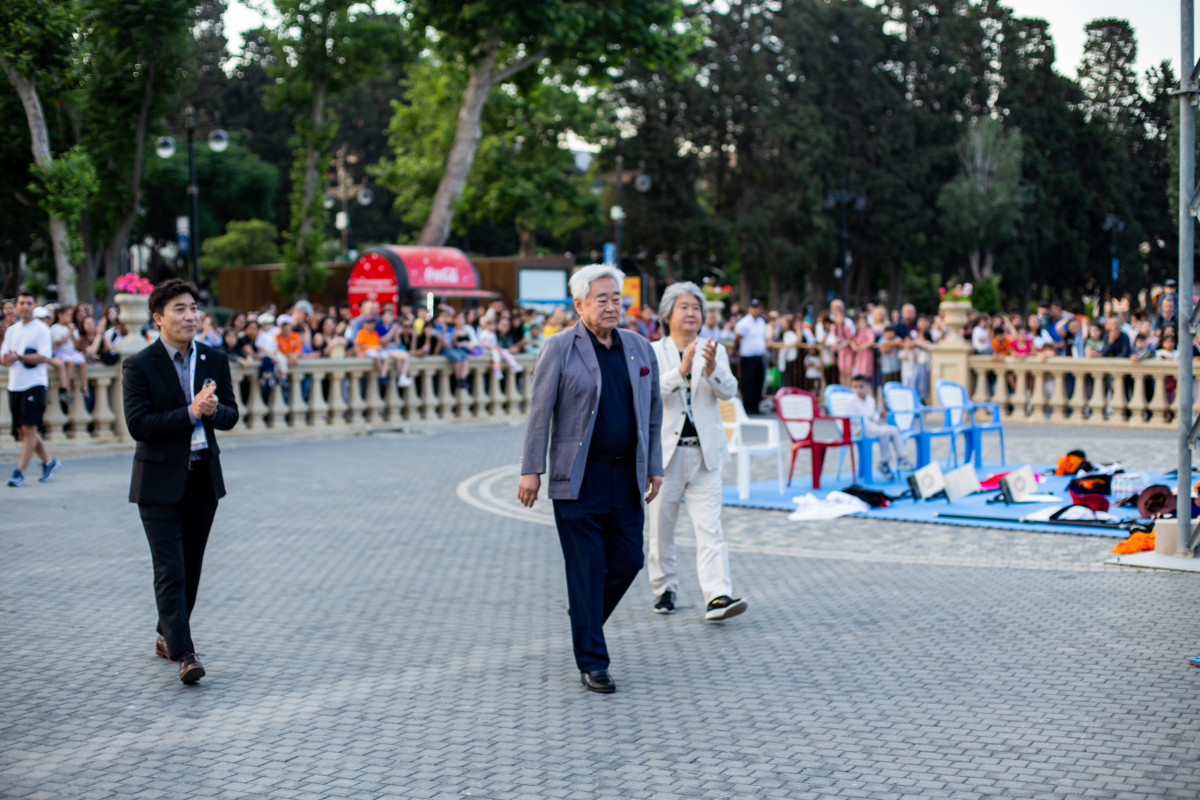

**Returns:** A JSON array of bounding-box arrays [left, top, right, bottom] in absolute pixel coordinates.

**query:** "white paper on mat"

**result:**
[[788, 491, 871, 521]]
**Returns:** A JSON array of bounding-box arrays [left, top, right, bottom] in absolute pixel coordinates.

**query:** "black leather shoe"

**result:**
[[155, 636, 177, 662], [580, 669, 615, 693], [179, 653, 206, 684]]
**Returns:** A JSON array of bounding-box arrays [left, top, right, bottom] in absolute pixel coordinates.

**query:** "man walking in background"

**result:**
[[518, 264, 663, 694], [1, 291, 59, 487], [733, 299, 768, 414], [123, 279, 239, 684]]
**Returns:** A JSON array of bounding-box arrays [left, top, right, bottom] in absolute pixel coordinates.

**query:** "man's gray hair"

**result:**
[[658, 281, 707, 335], [569, 264, 625, 301]]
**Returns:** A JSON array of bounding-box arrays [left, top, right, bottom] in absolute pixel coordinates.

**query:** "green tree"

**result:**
[[264, 0, 402, 299], [375, 58, 604, 256], [0, 0, 84, 303], [198, 219, 281, 277], [937, 116, 1026, 283], [78, 0, 193, 297], [1077, 18, 1140, 134], [406, 0, 691, 248]]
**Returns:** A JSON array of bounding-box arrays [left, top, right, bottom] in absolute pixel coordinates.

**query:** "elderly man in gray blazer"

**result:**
[[518, 264, 663, 694]]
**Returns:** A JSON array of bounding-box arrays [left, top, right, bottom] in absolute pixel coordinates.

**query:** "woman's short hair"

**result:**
[[658, 282, 707, 335], [568, 264, 625, 301]]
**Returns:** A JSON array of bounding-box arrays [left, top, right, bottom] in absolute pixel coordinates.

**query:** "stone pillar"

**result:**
[[930, 301, 973, 390]]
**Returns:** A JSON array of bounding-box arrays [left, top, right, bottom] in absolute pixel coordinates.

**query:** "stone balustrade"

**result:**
[[965, 355, 1181, 430], [0, 354, 536, 453]]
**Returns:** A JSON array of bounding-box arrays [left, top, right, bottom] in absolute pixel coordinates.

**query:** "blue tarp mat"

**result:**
[[722, 462, 1158, 537]]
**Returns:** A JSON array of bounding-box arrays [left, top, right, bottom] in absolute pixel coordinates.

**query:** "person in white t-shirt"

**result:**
[[733, 300, 768, 414], [1, 292, 60, 487], [846, 374, 911, 481]]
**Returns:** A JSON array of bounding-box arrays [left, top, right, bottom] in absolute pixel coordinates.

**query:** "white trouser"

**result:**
[[645, 445, 732, 605], [863, 420, 904, 465]]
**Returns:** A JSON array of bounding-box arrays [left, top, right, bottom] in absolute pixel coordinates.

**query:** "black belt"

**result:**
[[589, 452, 634, 464]]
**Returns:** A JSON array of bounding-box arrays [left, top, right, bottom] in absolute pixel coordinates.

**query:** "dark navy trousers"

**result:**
[[552, 460, 645, 672]]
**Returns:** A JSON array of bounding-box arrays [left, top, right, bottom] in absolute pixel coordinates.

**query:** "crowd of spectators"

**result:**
[[0, 277, 1185, 416]]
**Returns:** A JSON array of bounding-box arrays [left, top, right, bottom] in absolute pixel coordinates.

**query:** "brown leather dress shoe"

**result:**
[[178, 653, 205, 684], [155, 636, 177, 662]]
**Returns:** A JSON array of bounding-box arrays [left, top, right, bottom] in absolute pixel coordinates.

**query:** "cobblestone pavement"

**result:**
[[2, 422, 1199, 799]]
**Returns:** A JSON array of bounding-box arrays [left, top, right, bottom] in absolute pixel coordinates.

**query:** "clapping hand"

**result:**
[[191, 379, 218, 419], [699, 337, 717, 376], [679, 338, 697, 377]]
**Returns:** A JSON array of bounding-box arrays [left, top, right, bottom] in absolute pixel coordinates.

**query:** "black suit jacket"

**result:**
[[123, 340, 239, 505]]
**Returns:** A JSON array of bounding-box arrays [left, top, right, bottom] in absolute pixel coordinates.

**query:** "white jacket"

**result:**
[[653, 336, 739, 471]]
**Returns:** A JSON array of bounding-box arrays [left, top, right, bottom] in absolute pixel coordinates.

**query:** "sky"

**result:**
[[224, 1, 1180, 82]]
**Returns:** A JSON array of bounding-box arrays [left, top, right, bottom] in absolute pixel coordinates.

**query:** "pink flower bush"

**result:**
[[114, 273, 154, 295], [939, 283, 972, 301]]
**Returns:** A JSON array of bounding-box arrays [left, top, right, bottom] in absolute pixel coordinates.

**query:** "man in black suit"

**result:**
[[123, 279, 238, 684]]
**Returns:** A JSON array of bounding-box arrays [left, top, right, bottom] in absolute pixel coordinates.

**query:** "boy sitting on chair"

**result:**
[[847, 374, 913, 481]]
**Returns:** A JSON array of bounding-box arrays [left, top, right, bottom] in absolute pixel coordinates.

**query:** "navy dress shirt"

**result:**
[[586, 327, 638, 458]]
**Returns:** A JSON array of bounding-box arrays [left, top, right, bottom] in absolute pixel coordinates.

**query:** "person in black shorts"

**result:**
[[2, 292, 59, 487]]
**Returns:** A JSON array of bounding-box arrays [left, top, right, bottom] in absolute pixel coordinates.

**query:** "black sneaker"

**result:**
[[705, 595, 748, 621], [653, 590, 676, 615]]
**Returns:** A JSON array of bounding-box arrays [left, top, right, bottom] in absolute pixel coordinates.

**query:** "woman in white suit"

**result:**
[[646, 282, 748, 621]]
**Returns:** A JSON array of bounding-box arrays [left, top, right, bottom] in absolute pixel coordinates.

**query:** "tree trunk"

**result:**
[[517, 223, 537, 257], [416, 42, 548, 247], [295, 83, 328, 299], [417, 45, 498, 247], [967, 250, 982, 283], [3, 64, 77, 304]]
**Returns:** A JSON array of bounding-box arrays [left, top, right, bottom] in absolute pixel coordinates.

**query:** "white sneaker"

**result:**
[[397, 375, 413, 387], [513, 363, 525, 373]]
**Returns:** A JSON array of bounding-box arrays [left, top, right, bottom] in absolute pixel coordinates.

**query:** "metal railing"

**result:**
[[0, 354, 536, 452]]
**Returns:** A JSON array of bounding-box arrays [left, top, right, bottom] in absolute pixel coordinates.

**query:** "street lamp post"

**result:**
[[591, 156, 651, 270], [824, 179, 865, 304], [154, 106, 227, 288], [325, 145, 373, 260], [1101, 207, 1125, 318]]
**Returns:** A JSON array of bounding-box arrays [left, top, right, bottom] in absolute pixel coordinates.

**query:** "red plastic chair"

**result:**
[[774, 387, 856, 490]]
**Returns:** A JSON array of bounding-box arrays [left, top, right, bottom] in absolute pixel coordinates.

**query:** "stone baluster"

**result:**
[[43, 372, 69, 440], [469, 360, 485, 419], [244, 374, 268, 430], [344, 364, 364, 427], [327, 364, 348, 428], [1030, 369, 1045, 421], [1048, 362, 1069, 423], [91, 372, 117, 441], [1127, 366, 1148, 424], [287, 367, 308, 428], [308, 364, 331, 428], [65, 374, 88, 438], [440, 363, 456, 419], [418, 361, 435, 421]]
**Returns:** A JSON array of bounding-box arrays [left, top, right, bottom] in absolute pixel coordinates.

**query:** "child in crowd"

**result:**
[[847, 374, 913, 481], [1130, 333, 1155, 361], [877, 326, 902, 385], [477, 316, 524, 379], [50, 305, 87, 408], [1085, 323, 1104, 357], [1010, 326, 1032, 359]]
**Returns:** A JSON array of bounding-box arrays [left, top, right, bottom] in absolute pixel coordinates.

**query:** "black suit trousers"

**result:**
[[552, 460, 645, 673], [138, 461, 217, 659], [739, 354, 766, 415]]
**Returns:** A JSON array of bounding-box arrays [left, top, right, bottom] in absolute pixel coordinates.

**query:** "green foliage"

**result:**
[[198, 220, 281, 278], [0, 0, 78, 77], [969, 276, 1002, 314], [27, 145, 97, 262], [374, 59, 604, 249], [937, 117, 1026, 281], [265, 0, 403, 298]]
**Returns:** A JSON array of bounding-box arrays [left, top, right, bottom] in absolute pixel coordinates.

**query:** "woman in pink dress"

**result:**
[[851, 312, 876, 381]]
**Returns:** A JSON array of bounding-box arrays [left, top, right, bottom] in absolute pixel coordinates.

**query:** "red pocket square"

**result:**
[[639, 366, 650, 376]]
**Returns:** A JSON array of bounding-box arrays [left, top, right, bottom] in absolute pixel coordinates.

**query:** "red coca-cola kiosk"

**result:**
[[347, 246, 493, 316]]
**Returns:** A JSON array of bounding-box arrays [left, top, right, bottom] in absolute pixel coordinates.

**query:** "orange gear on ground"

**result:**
[[1111, 531, 1155, 555]]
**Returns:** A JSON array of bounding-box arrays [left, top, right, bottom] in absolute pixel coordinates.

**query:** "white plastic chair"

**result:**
[[720, 399, 786, 500]]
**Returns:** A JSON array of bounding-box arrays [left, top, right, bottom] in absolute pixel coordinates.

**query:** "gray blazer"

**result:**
[[521, 321, 663, 501]]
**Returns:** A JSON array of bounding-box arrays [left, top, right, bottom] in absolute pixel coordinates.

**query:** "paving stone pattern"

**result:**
[[1, 422, 1198, 799]]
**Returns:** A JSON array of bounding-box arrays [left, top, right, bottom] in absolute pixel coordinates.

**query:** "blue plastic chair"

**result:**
[[934, 379, 1005, 469], [881, 381, 951, 469], [823, 384, 882, 482]]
